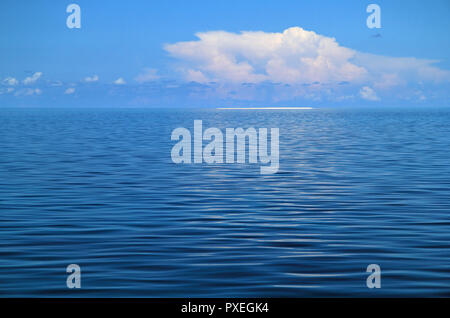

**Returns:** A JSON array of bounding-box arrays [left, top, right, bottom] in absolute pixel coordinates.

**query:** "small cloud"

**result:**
[[64, 87, 76, 94], [135, 68, 159, 83], [15, 88, 42, 96], [359, 86, 379, 101], [0, 87, 15, 94], [3, 77, 18, 85], [114, 77, 126, 85], [23, 72, 42, 85], [336, 94, 355, 101], [50, 81, 63, 86], [84, 75, 99, 82]]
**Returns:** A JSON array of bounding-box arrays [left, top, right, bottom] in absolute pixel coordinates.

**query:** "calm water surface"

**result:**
[[0, 107, 449, 297]]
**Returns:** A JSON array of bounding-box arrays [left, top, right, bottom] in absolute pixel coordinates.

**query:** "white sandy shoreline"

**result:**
[[216, 107, 314, 110]]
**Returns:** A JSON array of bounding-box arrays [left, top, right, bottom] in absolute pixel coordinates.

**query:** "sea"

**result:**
[[0, 107, 449, 297]]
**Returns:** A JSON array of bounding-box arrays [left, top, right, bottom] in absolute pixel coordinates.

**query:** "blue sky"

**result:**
[[1, 0, 449, 107]]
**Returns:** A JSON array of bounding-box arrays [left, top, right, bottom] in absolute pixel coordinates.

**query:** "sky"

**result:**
[[0, 0, 449, 107]]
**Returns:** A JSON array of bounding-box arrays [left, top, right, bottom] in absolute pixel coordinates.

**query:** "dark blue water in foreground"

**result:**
[[0, 107, 449, 297]]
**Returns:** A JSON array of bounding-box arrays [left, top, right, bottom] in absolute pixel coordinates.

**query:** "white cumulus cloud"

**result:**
[[165, 26, 450, 101], [165, 27, 367, 84], [3, 77, 18, 85], [84, 75, 99, 82], [23, 72, 42, 85], [64, 87, 76, 94], [359, 86, 379, 101], [114, 77, 126, 85]]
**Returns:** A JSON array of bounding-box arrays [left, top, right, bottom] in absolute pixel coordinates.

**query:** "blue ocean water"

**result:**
[[0, 107, 449, 297]]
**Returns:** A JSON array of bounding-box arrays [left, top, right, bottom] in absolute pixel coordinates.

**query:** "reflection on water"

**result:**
[[0, 107, 449, 297]]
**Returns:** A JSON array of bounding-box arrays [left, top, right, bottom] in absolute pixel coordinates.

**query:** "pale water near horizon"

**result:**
[[0, 107, 449, 297]]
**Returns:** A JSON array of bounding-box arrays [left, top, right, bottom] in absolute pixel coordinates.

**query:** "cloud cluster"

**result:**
[[165, 27, 367, 85], [2, 25, 448, 105], [15, 88, 42, 96], [165, 27, 450, 102], [1, 73, 43, 97]]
